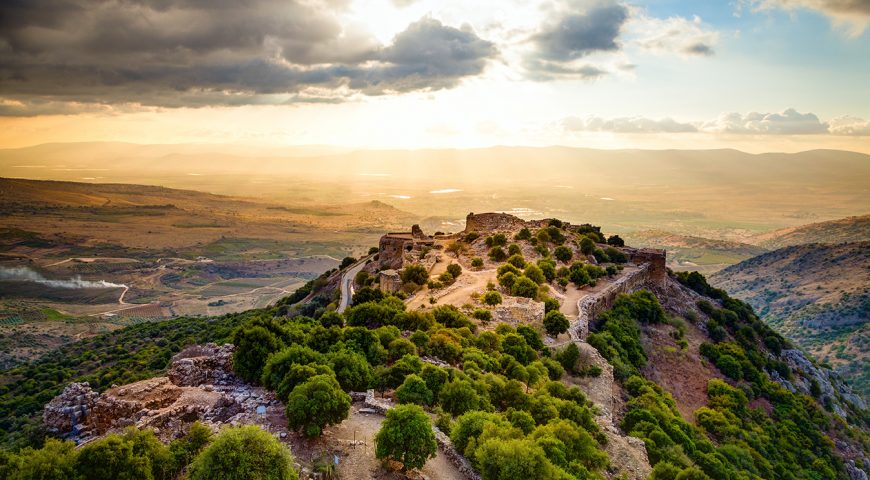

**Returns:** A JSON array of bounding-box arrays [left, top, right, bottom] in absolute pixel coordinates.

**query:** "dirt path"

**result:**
[[406, 267, 496, 310]]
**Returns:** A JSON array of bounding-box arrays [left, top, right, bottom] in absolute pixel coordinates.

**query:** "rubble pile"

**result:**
[[43, 343, 285, 443]]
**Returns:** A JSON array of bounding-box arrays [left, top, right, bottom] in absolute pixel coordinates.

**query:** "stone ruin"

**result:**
[[44, 343, 284, 444], [378, 224, 436, 270]]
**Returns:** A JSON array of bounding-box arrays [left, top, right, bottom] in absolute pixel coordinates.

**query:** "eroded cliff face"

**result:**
[[44, 343, 284, 443]]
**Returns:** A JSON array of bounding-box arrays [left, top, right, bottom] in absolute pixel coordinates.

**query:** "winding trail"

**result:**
[[338, 255, 373, 313]]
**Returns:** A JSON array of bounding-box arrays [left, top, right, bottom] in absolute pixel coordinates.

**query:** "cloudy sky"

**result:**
[[0, 0, 868, 152]]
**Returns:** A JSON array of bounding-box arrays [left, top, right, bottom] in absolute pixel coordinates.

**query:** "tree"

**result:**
[[544, 311, 570, 337], [395, 374, 434, 405], [328, 349, 373, 391], [388, 337, 418, 362], [375, 405, 437, 471], [352, 286, 385, 305], [515, 228, 532, 240], [400, 264, 429, 286], [607, 235, 625, 247], [556, 343, 580, 373], [440, 379, 487, 416], [524, 264, 546, 284], [233, 325, 283, 383], [446, 241, 467, 258], [483, 291, 503, 306], [506, 254, 526, 268], [553, 246, 573, 263], [489, 246, 507, 262], [446, 263, 462, 278], [276, 363, 334, 402], [285, 374, 351, 437], [169, 422, 213, 470], [475, 437, 557, 480], [511, 276, 539, 299], [579, 237, 595, 255], [7, 438, 77, 480], [261, 345, 324, 390], [188, 425, 298, 480], [340, 257, 357, 269], [75, 427, 172, 480]]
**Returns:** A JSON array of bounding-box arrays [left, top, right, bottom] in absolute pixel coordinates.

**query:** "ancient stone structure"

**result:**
[[463, 212, 527, 233], [44, 343, 283, 444], [624, 247, 667, 282], [43, 382, 100, 440], [491, 296, 545, 327], [378, 224, 435, 270], [378, 269, 402, 294], [168, 343, 234, 387]]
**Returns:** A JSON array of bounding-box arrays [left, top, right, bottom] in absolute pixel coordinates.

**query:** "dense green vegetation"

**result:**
[[0, 311, 255, 450], [0, 423, 298, 480]]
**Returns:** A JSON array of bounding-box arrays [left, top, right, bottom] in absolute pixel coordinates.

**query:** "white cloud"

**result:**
[[562, 115, 698, 133], [701, 108, 829, 134], [630, 14, 720, 56], [828, 116, 870, 135]]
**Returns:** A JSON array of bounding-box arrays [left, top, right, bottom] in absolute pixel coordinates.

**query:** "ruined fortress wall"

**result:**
[[379, 235, 412, 270], [570, 262, 662, 339], [625, 248, 667, 282], [464, 212, 527, 233]]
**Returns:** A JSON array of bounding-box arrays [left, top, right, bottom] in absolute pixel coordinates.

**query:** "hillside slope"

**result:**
[[625, 230, 768, 274], [711, 241, 870, 397], [749, 214, 870, 249]]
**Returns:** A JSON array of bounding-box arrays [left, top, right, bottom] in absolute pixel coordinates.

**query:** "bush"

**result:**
[[275, 363, 334, 402], [606, 235, 625, 247], [340, 257, 357, 269], [489, 247, 508, 262], [472, 309, 493, 322], [328, 349, 373, 391], [447, 263, 463, 278], [395, 374, 434, 406], [556, 343, 581, 373], [507, 254, 526, 269], [579, 237, 595, 255], [524, 264, 546, 285], [471, 257, 484, 268], [515, 228, 532, 240], [376, 405, 438, 471], [604, 247, 626, 263], [511, 276, 539, 299], [7, 438, 77, 480], [498, 271, 518, 289], [507, 244, 522, 256], [475, 437, 557, 480], [233, 325, 283, 383], [285, 374, 351, 437], [76, 427, 173, 480], [715, 354, 743, 380], [553, 246, 573, 263], [483, 291, 503, 306], [401, 265, 429, 286], [188, 425, 298, 480], [440, 379, 488, 416], [543, 311, 570, 337]]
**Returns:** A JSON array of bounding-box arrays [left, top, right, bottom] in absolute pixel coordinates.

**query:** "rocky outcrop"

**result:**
[[773, 349, 866, 418], [464, 212, 527, 233], [44, 343, 285, 444], [491, 296, 544, 327], [43, 382, 100, 440], [168, 343, 234, 387]]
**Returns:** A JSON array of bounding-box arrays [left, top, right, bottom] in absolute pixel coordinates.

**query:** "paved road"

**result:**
[[338, 256, 372, 313]]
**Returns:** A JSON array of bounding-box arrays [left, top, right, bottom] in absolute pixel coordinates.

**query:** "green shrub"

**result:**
[[376, 405, 437, 471], [285, 374, 351, 437], [188, 425, 297, 480]]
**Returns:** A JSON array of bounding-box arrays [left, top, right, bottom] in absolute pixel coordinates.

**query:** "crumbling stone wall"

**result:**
[[570, 263, 659, 339], [463, 212, 527, 233], [491, 297, 545, 327], [624, 247, 667, 282]]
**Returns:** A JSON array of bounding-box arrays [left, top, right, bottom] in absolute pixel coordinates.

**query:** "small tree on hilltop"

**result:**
[[375, 405, 438, 472], [188, 425, 298, 480], [285, 374, 351, 438], [580, 236, 595, 255], [607, 235, 625, 247]]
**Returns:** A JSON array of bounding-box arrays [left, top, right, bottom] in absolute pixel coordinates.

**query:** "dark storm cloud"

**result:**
[[0, 1, 496, 114]]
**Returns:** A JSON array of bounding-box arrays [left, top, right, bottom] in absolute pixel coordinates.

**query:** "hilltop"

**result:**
[[748, 214, 870, 249], [711, 241, 870, 397]]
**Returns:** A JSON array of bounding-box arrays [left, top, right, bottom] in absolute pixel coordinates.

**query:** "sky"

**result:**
[[0, 0, 868, 152]]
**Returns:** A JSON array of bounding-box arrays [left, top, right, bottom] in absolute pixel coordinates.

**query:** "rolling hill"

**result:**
[[711, 241, 870, 397]]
